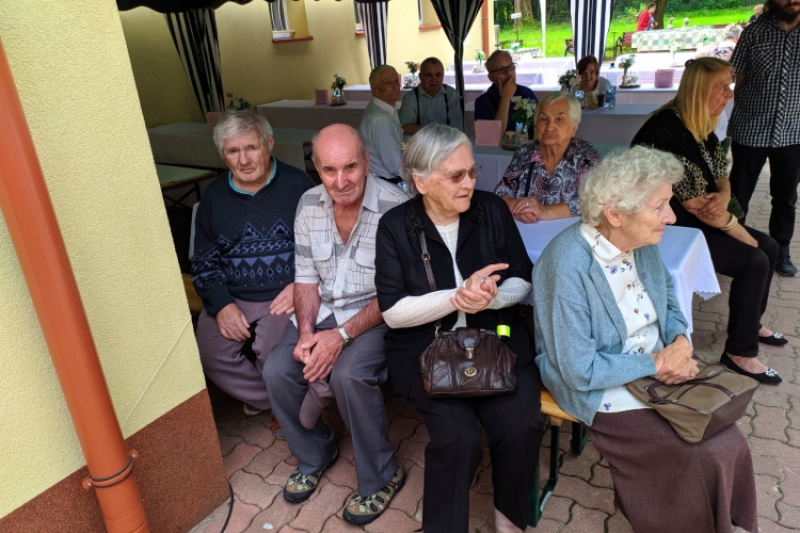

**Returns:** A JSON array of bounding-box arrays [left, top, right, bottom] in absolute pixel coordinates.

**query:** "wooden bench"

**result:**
[[564, 38, 575, 56], [614, 32, 633, 59], [528, 388, 588, 527]]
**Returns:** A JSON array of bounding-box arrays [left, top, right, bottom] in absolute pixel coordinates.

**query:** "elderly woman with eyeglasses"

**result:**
[[375, 124, 543, 533], [495, 92, 599, 223]]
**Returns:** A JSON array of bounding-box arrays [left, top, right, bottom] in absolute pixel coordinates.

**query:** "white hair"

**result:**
[[400, 124, 471, 196], [535, 92, 582, 127], [213, 111, 273, 156], [579, 146, 683, 226]]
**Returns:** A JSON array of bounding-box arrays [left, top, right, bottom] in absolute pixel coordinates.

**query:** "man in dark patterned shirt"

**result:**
[[728, 0, 800, 276], [192, 112, 314, 433]]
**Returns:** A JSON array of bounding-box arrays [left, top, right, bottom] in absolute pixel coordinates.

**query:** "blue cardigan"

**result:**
[[533, 223, 689, 425]]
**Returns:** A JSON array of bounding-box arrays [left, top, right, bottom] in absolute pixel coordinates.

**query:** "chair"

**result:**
[[564, 38, 575, 56], [528, 388, 588, 527], [614, 32, 633, 60]]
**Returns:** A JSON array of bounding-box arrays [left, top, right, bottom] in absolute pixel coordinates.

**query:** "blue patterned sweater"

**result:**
[[191, 159, 315, 315]]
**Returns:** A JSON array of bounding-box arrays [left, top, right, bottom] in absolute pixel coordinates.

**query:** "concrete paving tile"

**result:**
[[541, 495, 572, 522], [559, 445, 601, 481], [551, 475, 615, 514], [231, 469, 283, 509], [751, 436, 800, 465], [396, 437, 427, 469], [408, 422, 430, 444], [264, 460, 301, 487], [605, 509, 634, 533], [736, 415, 753, 436], [363, 508, 421, 533], [473, 464, 494, 494], [776, 501, 800, 530], [229, 416, 276, 450], [205, 500, 261, 533], [319, 515, 364, 533], [245, 444, 293, 480], [388, 415, 421, 445], [289, 482, 352, 533], [524, 517, 563, 532], [468, 514, 495, 533], [787, 428, 800, 448], [777, 466, 800, 507], [754, 518, 799, 533], [243, 496, 303, 533], [277, 526, 308, 533], [558, 503, 608, 533], [752, 404, 789, 441], [589, 463, 613, 489], [468, 490, 496, 524], [320, 455, 358, 492], [388, 463, 423, 516], [752, 454, 785, 479], [753, 389, 791, 409], [220, 434, 245, 457], [754, 474, 781, 522], [225, 442, 264, 478]]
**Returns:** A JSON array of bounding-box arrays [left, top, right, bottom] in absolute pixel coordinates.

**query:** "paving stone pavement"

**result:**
[[189, 165, 799, 533]]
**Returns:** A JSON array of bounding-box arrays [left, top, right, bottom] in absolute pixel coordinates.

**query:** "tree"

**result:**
[[654, 0, 669, 30]]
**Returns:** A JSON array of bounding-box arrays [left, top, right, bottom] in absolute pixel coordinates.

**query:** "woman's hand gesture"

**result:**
[[451, 263, 508, 314]]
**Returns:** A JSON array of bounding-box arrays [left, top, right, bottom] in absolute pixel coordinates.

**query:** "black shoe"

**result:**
[[720, 352, 782, 385], [758, 332, 789, 346], [776, 255, 797, 277]]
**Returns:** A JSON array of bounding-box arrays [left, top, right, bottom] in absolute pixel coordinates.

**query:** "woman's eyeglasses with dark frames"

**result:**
[[437, 164, 482, 183]]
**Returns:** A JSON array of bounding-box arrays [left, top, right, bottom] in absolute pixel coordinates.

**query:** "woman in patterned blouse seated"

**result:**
[[632, 58, 784, 385], [494, 92, 599, 223], [534, 146, 758, 533]]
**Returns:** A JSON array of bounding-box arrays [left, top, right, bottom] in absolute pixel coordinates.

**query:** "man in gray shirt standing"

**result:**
[[728, 0, 800, 276], [360, 65, 403, 183]]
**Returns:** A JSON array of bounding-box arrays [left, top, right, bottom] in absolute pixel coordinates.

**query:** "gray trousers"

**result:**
[[263, 315, 398, 496], [196, 297, 291, 410]]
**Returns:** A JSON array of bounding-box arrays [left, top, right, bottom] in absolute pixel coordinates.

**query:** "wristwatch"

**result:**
[[336, 325, 354, 347]]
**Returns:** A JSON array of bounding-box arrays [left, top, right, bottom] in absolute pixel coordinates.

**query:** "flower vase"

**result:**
[[330, 87, 346, 106], [515, 122, 531, 144], [622, 68, 629, 86]]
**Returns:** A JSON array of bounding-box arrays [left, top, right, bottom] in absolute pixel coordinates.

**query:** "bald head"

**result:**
[[312, 124, 370, 207], [312, 124, 366, 165]]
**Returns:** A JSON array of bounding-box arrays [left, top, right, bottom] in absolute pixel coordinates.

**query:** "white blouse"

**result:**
[[382, 220, 532, 330], [580, 224, 662, 413]]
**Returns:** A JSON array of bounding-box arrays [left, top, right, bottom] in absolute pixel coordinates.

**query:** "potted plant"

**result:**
[[227, 93, 251, 112], [619, 55, 636, 87], [558, 69, 577, 92], [473, 50, 486, 73], [511, 96, 536, 142], [405, 61, 420, 86], [330, 74, 347, 106]]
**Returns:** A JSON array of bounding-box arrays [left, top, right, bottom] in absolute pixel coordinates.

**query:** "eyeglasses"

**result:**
[[488, 62, 516, 75], [437, 164, 482, 183]]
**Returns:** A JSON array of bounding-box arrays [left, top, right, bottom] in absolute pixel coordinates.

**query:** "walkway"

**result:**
[[190, 166, 800, 533]]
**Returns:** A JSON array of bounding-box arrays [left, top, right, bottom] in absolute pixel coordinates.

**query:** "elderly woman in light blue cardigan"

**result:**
[[533, 146, 757, 533]]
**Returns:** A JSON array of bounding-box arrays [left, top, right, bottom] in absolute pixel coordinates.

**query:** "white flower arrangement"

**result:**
[[511, 96, 536, 127]]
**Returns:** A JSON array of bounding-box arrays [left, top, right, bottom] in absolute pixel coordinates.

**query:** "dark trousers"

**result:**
[[406, 363, 543, 533], [730, 142, 800, 250], [702, 225, 778, 358]]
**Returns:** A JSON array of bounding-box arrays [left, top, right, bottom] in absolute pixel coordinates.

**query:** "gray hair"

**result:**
[[420, 57, 444, 71], [369, 64, 397, 87], [535, 92, 582, 127], [400, 124, 471, 196], [213, 111, 273, 156], [722, 23, 743, 41], [579, 146, 683, 226]]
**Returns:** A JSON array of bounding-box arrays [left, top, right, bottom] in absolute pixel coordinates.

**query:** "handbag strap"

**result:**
[[418, 232, 442, 337]]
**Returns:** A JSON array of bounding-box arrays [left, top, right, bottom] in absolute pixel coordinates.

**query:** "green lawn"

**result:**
[[498, 8, 752, 59]]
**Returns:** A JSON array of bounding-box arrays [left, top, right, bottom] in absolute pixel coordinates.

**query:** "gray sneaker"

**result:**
[[342, 464, 406, 525], [777, 254, 797, 277], [283, 451, 338, 503]]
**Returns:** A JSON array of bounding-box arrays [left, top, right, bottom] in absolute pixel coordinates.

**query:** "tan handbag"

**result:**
[[417, 232, 517, 399], [625, 354, 757, 443]]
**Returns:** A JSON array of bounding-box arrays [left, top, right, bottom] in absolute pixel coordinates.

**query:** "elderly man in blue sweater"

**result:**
[[192, 111, 315, 436]]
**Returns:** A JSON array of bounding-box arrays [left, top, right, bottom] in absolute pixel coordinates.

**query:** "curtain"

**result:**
[[569, 0, 615, 65], [428, 0, 484, 121], [357, 1, 389, 70], [165, 8, 225, 117]]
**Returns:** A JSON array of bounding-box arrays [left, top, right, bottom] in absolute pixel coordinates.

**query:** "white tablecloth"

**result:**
[[257, 100, 369, 130], [444, 69, 547, 86], [473, 142, 626, 193], [517, 217, 720, 336], [343, 84, 486, 103], [147, 122, 310, 170]]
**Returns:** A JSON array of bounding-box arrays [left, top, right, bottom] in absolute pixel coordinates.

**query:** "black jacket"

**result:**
[[375, 191, 534, 398]]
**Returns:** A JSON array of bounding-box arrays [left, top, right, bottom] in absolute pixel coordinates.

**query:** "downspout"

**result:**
[[482, 1, 490, 55], [0, 39, 150, 533]]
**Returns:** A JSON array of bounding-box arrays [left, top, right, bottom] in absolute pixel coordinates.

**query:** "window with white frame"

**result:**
[[354, 3, 363, 32], [269, 0, 289, 32], [417, 0, 439, 28]]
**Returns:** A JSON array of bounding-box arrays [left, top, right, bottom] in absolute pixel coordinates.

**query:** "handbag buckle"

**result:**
[[466, 347, 475, 359], [464, 367, 477, 377]]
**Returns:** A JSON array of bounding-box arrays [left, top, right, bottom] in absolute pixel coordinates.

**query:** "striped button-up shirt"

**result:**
[[728, 16, 800, 148], [293, 174, 408, 326]]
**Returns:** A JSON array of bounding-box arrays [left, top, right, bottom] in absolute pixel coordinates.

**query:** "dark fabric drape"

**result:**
[[569, 0, 615, 65], [357, 1, 389, 70], [118, 0, 387, 13], [428, 0, 484, 121], [165, 9, 225, 117]]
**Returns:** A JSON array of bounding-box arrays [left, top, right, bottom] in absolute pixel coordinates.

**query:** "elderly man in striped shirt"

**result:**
[[263, 124, 408, 525]]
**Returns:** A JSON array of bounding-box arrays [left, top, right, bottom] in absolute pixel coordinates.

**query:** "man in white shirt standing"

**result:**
[[399, 57, 463, 135], [360, 65, 403, 184]]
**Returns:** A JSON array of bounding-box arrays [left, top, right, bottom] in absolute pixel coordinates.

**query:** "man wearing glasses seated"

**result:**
[[474, 50, 538, 134]]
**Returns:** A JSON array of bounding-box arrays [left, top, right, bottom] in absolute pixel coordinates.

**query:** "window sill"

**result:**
[[272, 36, 314, 44], [355, 30, 365, 37], [419, 24, 442, 31]]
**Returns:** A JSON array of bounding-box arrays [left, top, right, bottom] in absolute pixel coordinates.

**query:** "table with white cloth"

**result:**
[[257, 100, 368, 130], [444, 68, 547, 86], [343, 84, 487, 103], [472, 142, 625, 193], [632, 27, 723, 52], [517, 217, 720, 336], [147, 122, 310, 171], [573, 104, 659, 144]]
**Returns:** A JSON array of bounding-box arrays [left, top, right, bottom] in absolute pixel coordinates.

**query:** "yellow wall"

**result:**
[[121, 0, 488, 128], [0, 0, 206, 518]]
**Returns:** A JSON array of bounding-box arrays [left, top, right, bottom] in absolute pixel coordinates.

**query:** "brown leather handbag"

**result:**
[[416, 232, 517, 399], [625, 353, 757, 443]]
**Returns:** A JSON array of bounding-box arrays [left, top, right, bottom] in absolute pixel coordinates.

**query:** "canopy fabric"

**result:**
[[165, 8, 225, 116], [429, 0, 484, 125], [357, 1, 389, 70], [117, 0, 388, 13], [569, 0, 615, 65]]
